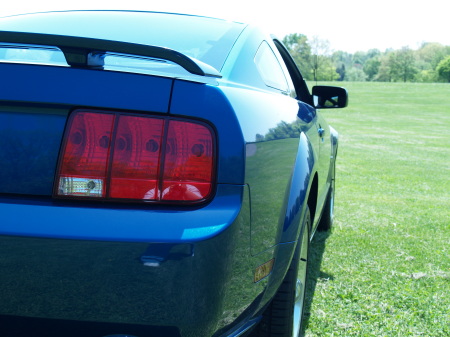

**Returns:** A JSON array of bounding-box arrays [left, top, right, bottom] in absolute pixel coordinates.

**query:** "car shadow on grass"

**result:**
[[301, 229, 333, 335]]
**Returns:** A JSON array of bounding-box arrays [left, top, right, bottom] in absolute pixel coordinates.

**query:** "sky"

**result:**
[[0, 0, 448, 54]]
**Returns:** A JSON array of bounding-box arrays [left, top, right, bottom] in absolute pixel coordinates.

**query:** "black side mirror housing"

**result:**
[[312, 86, 348, 109]]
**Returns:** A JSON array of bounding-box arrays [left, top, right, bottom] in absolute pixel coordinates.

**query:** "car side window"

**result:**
[[272, 39, 313, 105], [254, 41, 290, 94]]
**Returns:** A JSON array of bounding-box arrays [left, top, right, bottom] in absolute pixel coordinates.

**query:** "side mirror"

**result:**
[[312, 86, 348, 109]]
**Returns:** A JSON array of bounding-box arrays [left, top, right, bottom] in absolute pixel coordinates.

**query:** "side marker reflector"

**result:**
[[254, 259, 275, 283]]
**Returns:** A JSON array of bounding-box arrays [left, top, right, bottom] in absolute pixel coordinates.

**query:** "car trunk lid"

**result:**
[[0, 62, 173, 196]]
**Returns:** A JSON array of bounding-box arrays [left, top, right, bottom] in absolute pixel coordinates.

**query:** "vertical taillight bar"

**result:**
[[57, 112, 115, 198], [162, 120, 213, 201], [110, 116, 165, 200]]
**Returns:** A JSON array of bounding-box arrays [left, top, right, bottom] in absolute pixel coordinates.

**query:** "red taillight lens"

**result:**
[[55, 110, 215, 202], [162, 120, 214, 201]]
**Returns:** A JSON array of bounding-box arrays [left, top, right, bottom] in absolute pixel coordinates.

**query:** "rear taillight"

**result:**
[[55, 110, 215, 202]]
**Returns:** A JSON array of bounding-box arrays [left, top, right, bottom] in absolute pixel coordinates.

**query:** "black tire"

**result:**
[[256, 207, 310, 337], [317, 160, 335, 232]]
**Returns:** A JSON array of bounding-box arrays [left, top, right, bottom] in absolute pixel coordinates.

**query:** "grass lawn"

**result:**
[[304, 82, 450, 336]]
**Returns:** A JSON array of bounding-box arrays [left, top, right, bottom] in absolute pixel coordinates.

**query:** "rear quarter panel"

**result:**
[[214, 27, 329, 318], [218, 26, 320, 255]]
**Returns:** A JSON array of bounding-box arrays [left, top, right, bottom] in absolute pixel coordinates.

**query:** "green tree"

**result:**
[[417, 42, 448, 70], [336, 64, 346, 81], [414, 42, 449, 82], [388, 47, 417, 82], [367, 49, 381, 59], [345, 66, 367, 81], [283, 34, 450, 83], [374, 55, 392, 82], [415, 69, 439, 82], [352, 51, 367, 67], [282, 33, 312, 80], [436, 56, 450, 82], [332, 51, 353, 81], [332, 50, 353, 67], [317, 57, 340, 81], [364, 57, 381, 81], [310, 36, 332, 82]]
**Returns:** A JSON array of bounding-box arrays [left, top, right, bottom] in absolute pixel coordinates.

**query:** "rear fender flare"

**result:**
[[254, 132, 315, 314]]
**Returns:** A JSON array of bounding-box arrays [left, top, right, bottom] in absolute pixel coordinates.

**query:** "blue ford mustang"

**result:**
[[0, 10, 347, 337]]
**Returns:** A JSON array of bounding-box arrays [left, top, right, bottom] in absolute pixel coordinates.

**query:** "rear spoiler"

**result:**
[[0, 30, 221, 78]]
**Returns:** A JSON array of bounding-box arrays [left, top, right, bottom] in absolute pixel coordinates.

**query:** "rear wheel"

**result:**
[[256, 207, 310, 337]]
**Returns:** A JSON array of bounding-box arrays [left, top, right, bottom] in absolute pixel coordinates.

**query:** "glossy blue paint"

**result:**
[[0, 106, 66, 195], [0, 182, 258, 337], [170, 80, 246, 185], [0, 184, 243, 242], [278, 132, 315, 243], [0, 63, 172, 113], [0, 10, 345, 337]]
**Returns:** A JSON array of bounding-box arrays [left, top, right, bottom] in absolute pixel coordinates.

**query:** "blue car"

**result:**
[[0, 10, 347, 337]]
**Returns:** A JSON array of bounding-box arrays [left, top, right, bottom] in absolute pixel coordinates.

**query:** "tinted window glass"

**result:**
[[0, 11, 245, 71]]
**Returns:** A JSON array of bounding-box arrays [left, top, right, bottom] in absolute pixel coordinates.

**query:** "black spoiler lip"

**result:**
[[0, 30, 222, 78]]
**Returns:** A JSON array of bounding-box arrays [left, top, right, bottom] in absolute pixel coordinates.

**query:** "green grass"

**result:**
[[304, 82, 450, 336]]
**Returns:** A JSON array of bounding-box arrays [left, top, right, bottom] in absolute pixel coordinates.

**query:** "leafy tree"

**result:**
[[364, 57, 381, 81], [255, 134, 265, 142], [437, 56, 450, 82], [374, 55, 392, 82], [317, 57, 340, 81], [332, 51, 353, 81], [332, 50, 353, 68], [282, 33, 312, 80], [336, 64, 346, 81], [414, 43, 449, 82], [388, 47, 417, 82], [367, 49, 381, 59], [417, 42, 448, 70], [310, 36, 332, 82], [345, 67, 367, 81], [415, 69, 439, 82], [352, 51, 367, 67], [352, 50, 379, 68], [283, 33, 450, 83]]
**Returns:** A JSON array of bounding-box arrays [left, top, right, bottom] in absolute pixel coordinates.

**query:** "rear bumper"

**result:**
[[0, 185, 241, 242], [0, 184, 264, 337]]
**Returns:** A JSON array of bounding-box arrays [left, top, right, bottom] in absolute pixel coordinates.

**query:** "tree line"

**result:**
[[283, 33, 450, 83]]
